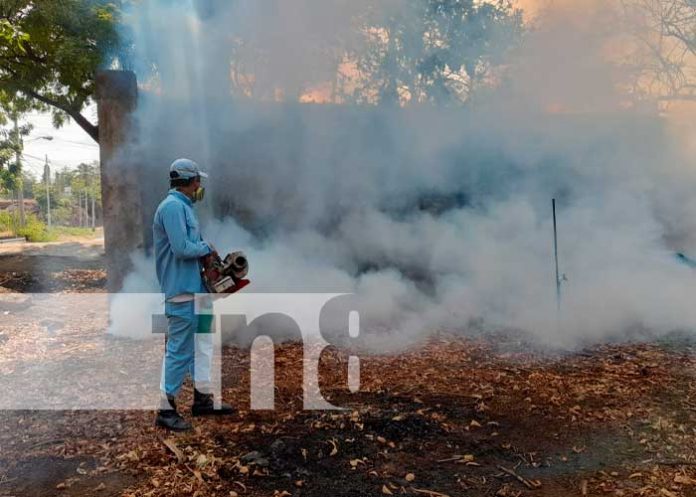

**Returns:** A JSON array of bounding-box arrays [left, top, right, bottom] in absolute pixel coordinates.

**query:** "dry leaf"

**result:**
[[413, 488, 451, 497], [329, 439, 339, 456], [675, 474, 696, 485], [162, 438, 184, 464]]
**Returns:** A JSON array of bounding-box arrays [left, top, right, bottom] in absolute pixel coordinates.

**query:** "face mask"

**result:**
[[192, 187, 206, 203]]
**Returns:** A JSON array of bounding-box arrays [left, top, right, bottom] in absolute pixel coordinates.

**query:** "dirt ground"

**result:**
[[0, 234, 105, 293], [0, 239, 695, 497]]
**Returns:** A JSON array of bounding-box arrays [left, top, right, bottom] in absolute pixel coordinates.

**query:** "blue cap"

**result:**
[[169, 158, 209, 180]]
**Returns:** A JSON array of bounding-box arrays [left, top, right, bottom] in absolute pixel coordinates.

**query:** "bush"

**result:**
[[0, 212, 66, 242], [16, 214, 55, 242], [51, 205, 74, 226], [19, 215, 55, 242], [0, 211, 14, 234]]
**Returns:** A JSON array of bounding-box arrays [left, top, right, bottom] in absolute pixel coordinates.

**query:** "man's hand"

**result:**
[[206, 241, 218, 256]]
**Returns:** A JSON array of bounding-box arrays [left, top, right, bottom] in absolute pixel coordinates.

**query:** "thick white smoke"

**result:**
[[111, 0, 696, 350]]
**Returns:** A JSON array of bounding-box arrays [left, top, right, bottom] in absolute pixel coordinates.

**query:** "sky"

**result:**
[[22, 105, 99, 178]]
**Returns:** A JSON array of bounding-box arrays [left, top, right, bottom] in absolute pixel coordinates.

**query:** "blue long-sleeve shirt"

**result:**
[[153, 190, 211, 300]]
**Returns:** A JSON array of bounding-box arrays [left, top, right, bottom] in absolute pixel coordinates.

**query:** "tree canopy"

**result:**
[[353, 0, 523, 105], [0, 0, 125, 143], [621, 0, 696, 103], [223, 0, 524, 105], [0, 95, 31, 192]]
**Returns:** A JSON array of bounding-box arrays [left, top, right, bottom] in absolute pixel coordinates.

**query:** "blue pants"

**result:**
[[160, 300, 213, 397]]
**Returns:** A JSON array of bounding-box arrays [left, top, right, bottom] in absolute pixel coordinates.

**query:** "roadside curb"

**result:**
[[0, 237, 27, 245]]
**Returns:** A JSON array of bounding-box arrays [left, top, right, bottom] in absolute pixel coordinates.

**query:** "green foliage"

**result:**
[[22, 161, 101, 227], [72, 162, 101, 200], [0, 1, 129, 141], [18, 214, 54, 242], [224, 0, 523, 105], [0, 109, 31, 193], [51, 202, 74, 226], [354, 0, 524, 105], [0, 211, 54, 242], [0, 211, 14, 234]]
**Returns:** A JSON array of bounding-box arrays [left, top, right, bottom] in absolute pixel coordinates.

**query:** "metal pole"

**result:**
[[44, 155, 52, 229], [552, 198, 561, 311], [91, 193, 96, 230]]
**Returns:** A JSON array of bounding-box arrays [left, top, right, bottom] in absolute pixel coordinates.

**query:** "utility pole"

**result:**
[[77, 192, 82, 227], [13, 116, 25, 227], [44, 155, 52, 229], [91, 193, 96, 230]]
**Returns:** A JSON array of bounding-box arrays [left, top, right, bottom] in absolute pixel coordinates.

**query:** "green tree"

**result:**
[[68, 161, 100, 226], [0, 1, 128, 143], [0, 99, 31, 194], [352, 0, 523, 105]]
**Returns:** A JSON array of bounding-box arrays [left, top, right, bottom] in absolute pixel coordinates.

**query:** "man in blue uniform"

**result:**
[[153, 158, 234, 431]]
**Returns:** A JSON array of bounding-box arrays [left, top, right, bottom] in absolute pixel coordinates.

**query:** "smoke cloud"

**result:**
[[112, 0, 696, 350]]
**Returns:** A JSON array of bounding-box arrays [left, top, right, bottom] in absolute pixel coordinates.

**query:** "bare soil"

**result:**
[[1, 239, 695, 497], [0, 237, 105, 293]]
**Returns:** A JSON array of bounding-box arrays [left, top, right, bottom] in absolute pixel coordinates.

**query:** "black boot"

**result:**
[[156, 395, 192, 431], [192, 388, 236, 417]]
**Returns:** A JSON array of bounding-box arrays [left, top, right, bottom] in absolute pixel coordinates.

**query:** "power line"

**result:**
[[44, 138, 99, 149], [58, 138, 98, 148], [22, 152, 93, 168], [19, 153, 78, 175], [18, 155, 48, 175], [25, 136, 99, 149]]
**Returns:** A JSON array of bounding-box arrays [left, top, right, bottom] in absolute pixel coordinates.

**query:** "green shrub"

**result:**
[[17, 215, 56, 242], [0, 211, 15, 234], [51, 205, 73, 226], [0, 211, 62, 242]]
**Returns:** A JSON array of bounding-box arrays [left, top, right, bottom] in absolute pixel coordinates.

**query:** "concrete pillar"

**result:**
[[96, 70, 142, 292]]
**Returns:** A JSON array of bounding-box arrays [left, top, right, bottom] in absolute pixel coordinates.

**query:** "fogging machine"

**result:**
[[201, 251, 251, 294]]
